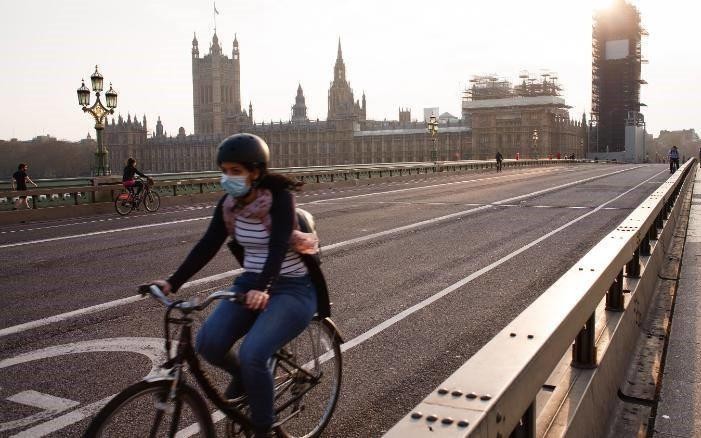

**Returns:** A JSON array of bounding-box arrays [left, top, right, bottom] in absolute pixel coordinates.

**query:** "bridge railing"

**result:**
[[385, 159, 696, 437], [0, 159, 576, 212]]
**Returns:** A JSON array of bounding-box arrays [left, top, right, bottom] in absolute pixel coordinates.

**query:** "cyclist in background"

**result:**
[[152, 133, 329, 438], [122, 157, 152, 197], [668, 146, 680, 173]]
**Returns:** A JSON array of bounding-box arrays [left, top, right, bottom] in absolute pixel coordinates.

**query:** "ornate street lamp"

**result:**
[[427, 114, 439, 162], [77, 65, 117, 176], [532, 129, 539, 159]]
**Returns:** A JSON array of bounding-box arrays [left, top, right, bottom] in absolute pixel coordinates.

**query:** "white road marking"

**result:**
[[7, 391, 79, 411], [0, 165, 644, 338], [0, 204, 216, 235], [0, 337, 170, 437], [0, 216, 210, 249], [176, 168, 663, 438], [1, 391, 80, 433], [0, 166, 567, 248], [10, 397, 113, 438], [0, 271, 242, 338]]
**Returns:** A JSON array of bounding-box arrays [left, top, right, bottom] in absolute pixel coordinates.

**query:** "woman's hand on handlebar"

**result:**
[[246, 289, 269, 310], [151, 280, 173, 295]]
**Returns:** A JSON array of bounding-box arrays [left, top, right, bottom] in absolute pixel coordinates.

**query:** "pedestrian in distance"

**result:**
[[495, 151, 503, 172], [668, 145, 680, 174], [11, 163, 37, 210], [151, 133, 328, 438]]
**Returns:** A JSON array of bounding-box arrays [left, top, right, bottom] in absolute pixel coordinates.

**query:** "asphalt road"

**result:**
[[0, 163, 670, 437]]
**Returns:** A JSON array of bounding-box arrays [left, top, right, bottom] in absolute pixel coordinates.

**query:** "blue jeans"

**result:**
[[195, 272, 317, 432]]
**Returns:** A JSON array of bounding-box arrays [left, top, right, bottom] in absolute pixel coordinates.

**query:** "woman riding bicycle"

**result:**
[[152, 133, 330, 438], [122, 157, 152, 196]]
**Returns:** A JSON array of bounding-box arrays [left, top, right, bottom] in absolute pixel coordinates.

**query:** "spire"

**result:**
[[297, 83, 303, 94], [210, 31, 221, 55], [192, 32, 199, 57], [232, 33, 240, 60], [333, 38, 346, 82]]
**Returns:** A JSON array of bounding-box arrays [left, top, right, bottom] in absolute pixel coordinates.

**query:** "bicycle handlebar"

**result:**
[[137, 284, 245, 312]]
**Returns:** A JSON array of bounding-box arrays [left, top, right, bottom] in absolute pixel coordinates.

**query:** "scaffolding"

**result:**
[[464, 75, 513, 101], [591, 0, 646, 153], [464, 71, 563, 102], [514, 70, 562, 97]]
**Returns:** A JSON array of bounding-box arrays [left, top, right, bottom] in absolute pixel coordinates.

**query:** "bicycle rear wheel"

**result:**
[[84, 380, 214, 438], [144, 190, 161, 212], [114, 192, 133, 216], [273, 319, 342, 438]]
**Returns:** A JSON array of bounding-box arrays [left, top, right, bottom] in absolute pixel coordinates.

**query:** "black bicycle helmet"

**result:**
[[216, 133, 270, 166]]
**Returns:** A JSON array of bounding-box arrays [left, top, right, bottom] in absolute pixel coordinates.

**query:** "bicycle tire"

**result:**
[[84, 379, 215, 438], [144, 191, 161, 212], [273, 320, 342, 438], [114, 192, 133, 216]]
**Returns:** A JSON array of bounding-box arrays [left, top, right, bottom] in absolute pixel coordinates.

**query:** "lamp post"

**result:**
[[427, 114, 439, 162], [532, 129, 539, 159], [77, 65, 118, 176]]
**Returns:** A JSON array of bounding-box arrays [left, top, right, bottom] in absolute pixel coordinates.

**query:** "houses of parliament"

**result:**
[[106, 32, 585, 173]]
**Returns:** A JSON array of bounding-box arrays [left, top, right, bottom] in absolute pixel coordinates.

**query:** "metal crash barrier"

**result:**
[[385, 159, 696, 438]]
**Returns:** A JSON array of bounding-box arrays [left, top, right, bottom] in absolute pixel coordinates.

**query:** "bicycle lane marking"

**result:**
[[0, 165, 645, 339], [174, 169, 665, 437], [0, 337, 170, 437], [0, 166, 573, 249]]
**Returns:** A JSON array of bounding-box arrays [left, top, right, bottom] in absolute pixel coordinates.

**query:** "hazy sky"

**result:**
[[1, 0, 699, 141]]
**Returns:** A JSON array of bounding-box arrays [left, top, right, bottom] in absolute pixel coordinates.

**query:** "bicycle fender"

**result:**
[[320, 317, 344, 344]]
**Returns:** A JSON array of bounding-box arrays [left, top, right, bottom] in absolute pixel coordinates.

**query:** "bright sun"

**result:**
[[592, 0, 616, 11]]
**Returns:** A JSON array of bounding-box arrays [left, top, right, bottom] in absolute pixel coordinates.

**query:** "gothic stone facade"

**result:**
[[106, 34, 583, 173], [464, 96, 586, 160]]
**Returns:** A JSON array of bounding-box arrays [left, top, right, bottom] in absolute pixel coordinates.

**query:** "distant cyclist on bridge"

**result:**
[[668, 146, 680, 174], [152, 133, 329, 438], [122, 157, 152, 197]]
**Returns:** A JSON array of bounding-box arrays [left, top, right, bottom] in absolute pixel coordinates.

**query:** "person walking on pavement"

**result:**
[[668, 146, 680, 174], [11, 163, 37, 210], [495, 151, 503, 172]]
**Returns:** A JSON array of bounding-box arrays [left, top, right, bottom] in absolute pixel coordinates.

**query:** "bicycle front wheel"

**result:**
[[114, 192, 133, 216], [84, 380, 215, 438], [273, 319, 342, 438], [144, 191, 161, 212]]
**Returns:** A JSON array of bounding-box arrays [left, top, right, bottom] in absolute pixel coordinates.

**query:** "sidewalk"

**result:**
[[654, 167, 701, 437]]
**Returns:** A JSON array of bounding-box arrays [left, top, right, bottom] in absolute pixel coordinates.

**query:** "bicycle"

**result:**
[[84, 285, 343, 438], [114, 178, 161, 216]]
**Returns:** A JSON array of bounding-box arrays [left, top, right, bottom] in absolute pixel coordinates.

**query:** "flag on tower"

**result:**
[[214, 2, 219, 14]]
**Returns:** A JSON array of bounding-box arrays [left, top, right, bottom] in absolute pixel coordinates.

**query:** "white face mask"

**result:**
[[220, 174, 250, 197]]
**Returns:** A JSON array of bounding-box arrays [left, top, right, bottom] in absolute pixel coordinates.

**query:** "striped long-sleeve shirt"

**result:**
[[235, 216, 307, 277]]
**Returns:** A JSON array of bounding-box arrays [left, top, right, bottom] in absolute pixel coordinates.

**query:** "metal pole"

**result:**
[[640, 234, 651, 257], [509, 402, 536, 438], [605, 270, 624, 312], [626, 248, 641, 278], [571, 312, 597, 368]]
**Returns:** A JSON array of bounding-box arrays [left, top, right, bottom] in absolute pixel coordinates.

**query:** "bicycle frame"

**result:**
[[155, 302, 335, 433]]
